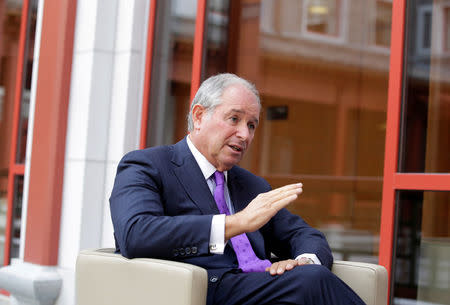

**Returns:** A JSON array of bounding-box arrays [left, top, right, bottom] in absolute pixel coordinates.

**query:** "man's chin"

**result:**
[[217, 157, 242, 171]]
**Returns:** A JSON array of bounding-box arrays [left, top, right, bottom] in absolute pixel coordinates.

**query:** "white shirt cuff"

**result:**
[[209, 214, 226, 254], [295, 253, 322, 265]]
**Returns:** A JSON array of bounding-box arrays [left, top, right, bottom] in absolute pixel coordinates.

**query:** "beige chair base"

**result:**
[[76, 248, 387, 305]]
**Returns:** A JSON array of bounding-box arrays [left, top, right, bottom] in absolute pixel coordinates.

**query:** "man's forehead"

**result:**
[[224, 108, 260, 123], [226, 107, 259, 116]]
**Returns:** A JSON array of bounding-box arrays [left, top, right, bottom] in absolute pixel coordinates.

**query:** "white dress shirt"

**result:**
[[186, 136, 321, 265]]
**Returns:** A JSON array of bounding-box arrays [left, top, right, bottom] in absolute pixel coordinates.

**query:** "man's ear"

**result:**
[[192, 104, 206, 130]]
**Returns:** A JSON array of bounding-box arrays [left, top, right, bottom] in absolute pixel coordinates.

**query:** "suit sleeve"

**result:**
[[109, 150, 213, 259]]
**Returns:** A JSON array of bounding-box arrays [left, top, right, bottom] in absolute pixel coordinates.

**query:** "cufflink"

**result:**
[[298, 257, 314, 265], [209, 244, 217, 251]]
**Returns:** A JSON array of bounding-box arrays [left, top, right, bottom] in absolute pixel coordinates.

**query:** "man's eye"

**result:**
[[230, 117, 238, 122], [249, 124, 256, 130]]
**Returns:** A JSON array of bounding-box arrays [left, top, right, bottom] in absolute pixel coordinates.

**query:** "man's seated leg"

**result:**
[[213, 265, 365, 305]]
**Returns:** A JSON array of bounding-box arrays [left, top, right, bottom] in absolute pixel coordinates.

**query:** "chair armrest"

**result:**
[[76, 249, 387, 305], [76, 248, 208, 305], [332, 260, 388, 305]]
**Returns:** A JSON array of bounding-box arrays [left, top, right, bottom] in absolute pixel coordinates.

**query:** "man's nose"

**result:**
[[236, 123, 250, 140]]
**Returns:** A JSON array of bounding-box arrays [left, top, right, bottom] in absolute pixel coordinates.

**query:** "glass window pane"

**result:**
[[16, 0, 38, 164], [306, 0, 340, 36], [374, 1, 392, 47], [393, 191, 450, 305], [200, 0, 391, 263], [0, 173, 7, 265], [0, 0, 37, 264], [204, 0, 230, 78], [400, 0, 450, 173], [10, 175, 23, 260], [145, 0, 197, 147], [0, 0, 22, 176], [446, 8, 450, 51]]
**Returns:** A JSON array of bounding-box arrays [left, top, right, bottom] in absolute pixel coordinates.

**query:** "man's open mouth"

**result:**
[[229, 145, 243, 152]]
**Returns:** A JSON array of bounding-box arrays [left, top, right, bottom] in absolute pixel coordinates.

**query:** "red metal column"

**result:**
[[378, 0, 406, 301], [190, 0, 207, 102], [23, 0, 77, 265], [139, 0, 157, 149], [3, 0, 30, 267]]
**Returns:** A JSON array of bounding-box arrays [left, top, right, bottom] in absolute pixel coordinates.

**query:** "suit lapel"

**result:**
[[171, 138, 219, 215]]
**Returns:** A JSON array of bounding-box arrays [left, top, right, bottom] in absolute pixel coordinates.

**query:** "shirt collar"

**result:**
[[187, 135, 228, 181]]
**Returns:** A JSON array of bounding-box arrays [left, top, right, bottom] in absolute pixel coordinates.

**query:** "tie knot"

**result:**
[[214, 171, 225, 186]]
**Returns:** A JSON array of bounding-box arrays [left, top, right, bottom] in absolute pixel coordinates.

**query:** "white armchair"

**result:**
[[76, 248, 388, 305]]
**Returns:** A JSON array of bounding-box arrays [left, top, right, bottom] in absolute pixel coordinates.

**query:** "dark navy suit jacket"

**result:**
[[109, 138, 333, 303]]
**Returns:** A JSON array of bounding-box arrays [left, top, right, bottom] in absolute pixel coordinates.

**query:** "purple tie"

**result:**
[[213, 171, 271, 273]]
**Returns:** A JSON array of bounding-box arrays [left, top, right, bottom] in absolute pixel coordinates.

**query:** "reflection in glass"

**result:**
[[16, 0, 38, 163], [446, 8, 450, 51], [400, 0, 450, 173], [393, 191, 450, 305], [0, 0, 22, 202], [145, 0, 197, 147], [374, 0, 392, 47], [306, 0, 340, 36], [0, 175, 6, 266], [193, 0, 391, 263], [10, 175, 23, 259], [204, 0, 230, 78], [0, 0, 25, 266]]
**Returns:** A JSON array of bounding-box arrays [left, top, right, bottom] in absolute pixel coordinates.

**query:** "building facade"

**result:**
[[0, 0, 448, 304]]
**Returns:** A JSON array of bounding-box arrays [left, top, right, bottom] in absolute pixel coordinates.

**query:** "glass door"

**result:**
[[380, 0, 450, 303], [0, 0, 37, 266]]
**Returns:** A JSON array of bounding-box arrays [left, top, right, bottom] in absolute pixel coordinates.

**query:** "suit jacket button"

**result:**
[[179, 248, 185, 256], [192, 247, 197, 254], [185, 247, 191, 255], [210, 276, 218, 283], [173, 249, 179, 257]]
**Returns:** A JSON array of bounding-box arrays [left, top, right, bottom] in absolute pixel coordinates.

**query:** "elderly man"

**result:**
[[110, 74, 365, 305]]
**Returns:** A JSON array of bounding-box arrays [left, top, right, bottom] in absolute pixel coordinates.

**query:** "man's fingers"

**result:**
[[241, 183, 303, 232], [267, 183, 303, 197], [271, 193, 299, 211], [268, 259, 299, 276], [262, 183, 303, 204]]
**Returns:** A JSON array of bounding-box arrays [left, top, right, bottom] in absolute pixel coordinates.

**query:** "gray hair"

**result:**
[[187, 73, 260, 131]]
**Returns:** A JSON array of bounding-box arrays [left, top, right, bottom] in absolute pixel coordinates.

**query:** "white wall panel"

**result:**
[[56, 1, 149, 304]]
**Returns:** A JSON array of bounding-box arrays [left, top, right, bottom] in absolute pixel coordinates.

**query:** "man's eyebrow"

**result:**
[[225, 109, 259, 125]]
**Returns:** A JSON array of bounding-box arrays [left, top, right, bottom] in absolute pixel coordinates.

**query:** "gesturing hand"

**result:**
[[225, 183, 303, 239]]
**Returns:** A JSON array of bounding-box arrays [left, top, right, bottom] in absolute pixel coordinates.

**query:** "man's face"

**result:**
[[191, 84, 260, 171]]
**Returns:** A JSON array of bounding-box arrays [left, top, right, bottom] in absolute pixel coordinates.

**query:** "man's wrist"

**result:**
[[295, 253, 321, 265], [224, 213, 246, 240]]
